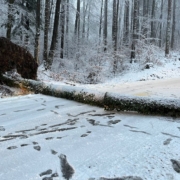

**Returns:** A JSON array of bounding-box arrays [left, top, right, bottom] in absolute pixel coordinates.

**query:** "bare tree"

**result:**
[[60, 0, 65, 59], [165, 0, 172, 56], [159, 0, 164, 48], [151, 0, 156, 42], [6, 0, 15, 40], [74, 0, 80, 43], [82, 0, 86, 40], [103, 0, 108, 52], [43, 0, 50, 69], [65, 0, 69, 58], [99, 0, 103, 43], [87, 1, 91, 40], [131, 0, 139, 60], [48, 0, 61, 68], [34, 0, 41, 64], [112, 0, 117, 52], [124, 0, 129, 45], [171, 0, 176, 49]]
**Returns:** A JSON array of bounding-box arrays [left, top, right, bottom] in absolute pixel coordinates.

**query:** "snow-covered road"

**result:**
[[0, 94, 180, 180], [84, 78, 180, 99]]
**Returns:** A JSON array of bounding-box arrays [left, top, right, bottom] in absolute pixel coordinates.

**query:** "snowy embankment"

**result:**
[[0, 94, 180, 180]]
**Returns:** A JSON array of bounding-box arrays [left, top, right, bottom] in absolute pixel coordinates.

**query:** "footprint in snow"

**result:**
[[37, 108, 45, 111], [107, 120, 121, 125], [0, 126, 5, 131], [171, 159, 180, 173], [163, 138, 172, 145], [33, 145, 41, 151], [81, 134, 88, 137], [107, 116, 115, 119], [32, 141, 38, 145], [51, 149, 58, 155], [51, 173, 59, 177], [59, 154, 75, 180], [21, 144, 29, 147], [7, 146, 18, 150], [57, 137, 63, 139], [39, 169, 52, 177], [42, 177, 53, 180], [45, 137, 54, 140]]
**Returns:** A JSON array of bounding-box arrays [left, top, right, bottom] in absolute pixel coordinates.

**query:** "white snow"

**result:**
[[37, 51, 180, 100], [0, 94, 180, 180], [1, 51, 180, 180]]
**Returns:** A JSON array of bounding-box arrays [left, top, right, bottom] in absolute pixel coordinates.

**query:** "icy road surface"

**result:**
[[0, 94, 180, 180]]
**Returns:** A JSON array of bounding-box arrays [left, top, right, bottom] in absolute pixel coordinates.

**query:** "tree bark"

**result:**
[[6, 0, 15, 40], [65, 0, 69, 58], [82, 0, 86, 40], [112, 0, 117, 52], [60, 0, 65, 59], [171, 0, 176, 49], [131, 0, 138, 60], [103, 0, 108, 52], [124, 0, 129, 45], [87, 2, 91, 40], [104, 92, 180, 117], [99, 0, 103, 44], [43, 0, 50, 69], [159, 0, 164, 48], [34, 0, 41, 64], [48, 0, 61, 68], [74, 0, 80, 43], [151, 0, 156, 42], [165, 0, 172, 56]]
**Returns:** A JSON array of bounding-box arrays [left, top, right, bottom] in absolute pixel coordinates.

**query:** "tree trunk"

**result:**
[[48, 0, 61, 68], [82, 0, 86, 40], [171, 0, 176, 49], [6, 0, 15, 40], [87, 2, 91, 40], [116, 0, 119, 48], [104, 92, 180, 117], [151, 0, 156, 42], [112, 0, 117, 52], [43, 0, 50, 69], [142, 0, 148, 40], [165, 0, 172, 56], [99, 0, 103, 44], [34, 0, 41, 64], [131, 0, 138, 60], [124, 0, 129, 45], [159, 0, 164, 48], [65, 0, 69, 58], [60, 0, 65, 59], [74, 0, 80, 43], [103, 0, 108, 52]]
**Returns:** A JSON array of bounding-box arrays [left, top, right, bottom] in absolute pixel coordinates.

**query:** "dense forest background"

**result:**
[[0, 0, 178, 83]]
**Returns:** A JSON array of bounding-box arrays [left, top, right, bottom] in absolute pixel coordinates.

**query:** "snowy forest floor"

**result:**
[[0, 53, 180, 180], [0, 94, 180, 180], [37, 51, 180, 100]]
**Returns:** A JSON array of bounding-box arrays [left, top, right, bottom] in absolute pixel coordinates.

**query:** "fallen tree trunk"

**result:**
[[3, 75, 180, 117], [3, 75, 104, 107], [104, 92, 180, 117]]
